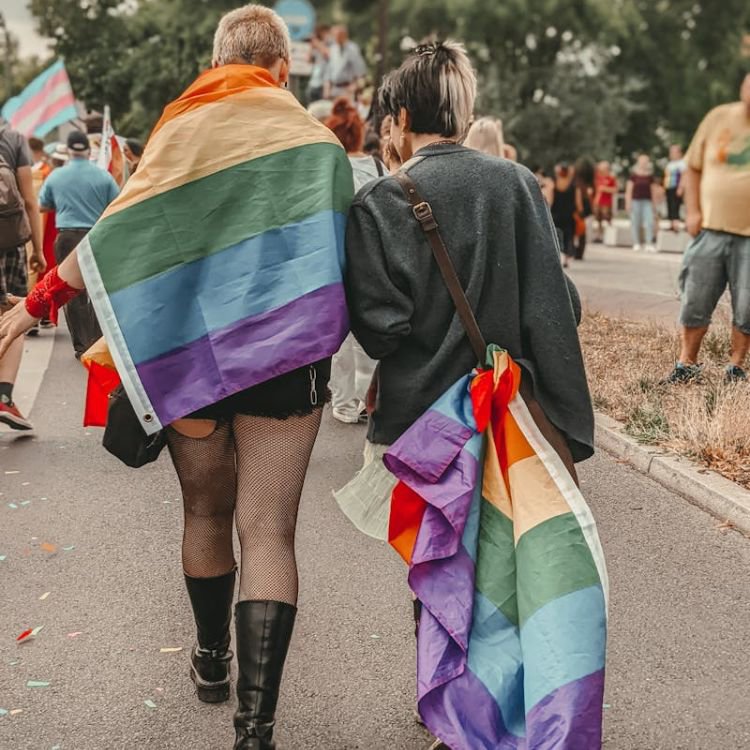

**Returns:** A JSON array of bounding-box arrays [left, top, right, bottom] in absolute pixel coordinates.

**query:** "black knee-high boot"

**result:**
[[234, 600, 296, 750], [184, 570, 236, 703]]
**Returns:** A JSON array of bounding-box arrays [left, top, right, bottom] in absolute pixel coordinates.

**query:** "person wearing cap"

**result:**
[[38, 130, 119, 357]]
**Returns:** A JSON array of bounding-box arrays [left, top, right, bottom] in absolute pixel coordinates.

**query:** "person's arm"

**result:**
[[344, 197, 413, 359], [625, 179, 633, 213], [683, 112, 713, 236], [0, 247, 84, 357], [684, 167, 702, 236], [575, 186, 584, 214], [15, 166, 44, 271], [541, 177, 554, 206]]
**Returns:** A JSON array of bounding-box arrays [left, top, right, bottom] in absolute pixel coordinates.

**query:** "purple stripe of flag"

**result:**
[[419, 641, 524, 750], [525, 669, 605, 750], [136, 283, 348, 425]]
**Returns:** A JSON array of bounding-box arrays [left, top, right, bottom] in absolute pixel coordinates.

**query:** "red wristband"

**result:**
[[25, 266, 83, 324]]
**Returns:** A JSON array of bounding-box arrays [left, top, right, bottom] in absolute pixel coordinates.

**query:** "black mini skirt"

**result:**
[[188, 358, 332, 421]]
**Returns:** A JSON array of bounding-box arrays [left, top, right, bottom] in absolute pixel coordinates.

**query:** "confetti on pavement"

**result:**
[[0, 709, 7, 717], [21, 482, 30, 486], [8, 503, 18, 509], [17, 625, 44, 643], [4, 470, 20, 475], [159, 647, 183, 653], [27, 680, 50, 688], [39, 592, 51, 600], [67, 632, 83, 638], [0, 555, 6, 562], [144, 699, 157, 709], [20, 500, 31, 506], [62, 545, 75, 552], [40, 543, 58, 554]]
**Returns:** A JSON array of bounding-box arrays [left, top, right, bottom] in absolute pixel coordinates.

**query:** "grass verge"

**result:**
[[580, 312, 750, 490]]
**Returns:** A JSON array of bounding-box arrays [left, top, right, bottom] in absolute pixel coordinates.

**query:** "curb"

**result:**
[[595, 413, 750, 536]]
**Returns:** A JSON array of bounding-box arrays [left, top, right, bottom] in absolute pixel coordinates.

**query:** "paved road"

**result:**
[[2, 329, 750, 749], [566, 244, 684, 325]]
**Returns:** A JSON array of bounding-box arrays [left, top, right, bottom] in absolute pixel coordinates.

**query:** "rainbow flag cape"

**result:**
[[1, 60, 78, 137], [385, 348, 608, 750], [77, 65, 353, 432]]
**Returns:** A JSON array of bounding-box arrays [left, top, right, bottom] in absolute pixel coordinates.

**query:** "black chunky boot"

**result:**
[[184, 570, 236, 703], [233, 600, 297, 750]]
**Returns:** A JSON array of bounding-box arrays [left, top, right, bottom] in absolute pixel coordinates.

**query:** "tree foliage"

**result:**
[[21, 0, 750, 165]]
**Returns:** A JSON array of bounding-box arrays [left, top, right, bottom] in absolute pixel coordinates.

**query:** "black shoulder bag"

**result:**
[[103, 385, 166, 468]]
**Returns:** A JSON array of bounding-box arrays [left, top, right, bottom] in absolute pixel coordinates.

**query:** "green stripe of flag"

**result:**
[[475, 497, 519, 626], [516, 512, 600, 626], [89, 142, 352, 294]]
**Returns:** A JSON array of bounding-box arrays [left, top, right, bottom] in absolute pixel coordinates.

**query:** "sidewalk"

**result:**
[[566, 243, 684, 325]]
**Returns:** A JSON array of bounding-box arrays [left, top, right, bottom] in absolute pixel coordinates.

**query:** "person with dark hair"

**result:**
[[574, 157, 595, 260], [626, 153, 657, 252], [325, 97, 381, 424], [551, 162, 583, 268], [343, 40, 593, 750], [123, 138, 144, 173]]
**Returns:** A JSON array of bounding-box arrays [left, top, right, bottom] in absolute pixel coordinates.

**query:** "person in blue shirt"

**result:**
[[39, 130, 119, 357]]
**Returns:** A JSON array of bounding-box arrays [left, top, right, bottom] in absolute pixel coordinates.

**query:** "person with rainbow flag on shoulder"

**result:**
[[0, 5, 353, 748], [342, 41, 608, 750]]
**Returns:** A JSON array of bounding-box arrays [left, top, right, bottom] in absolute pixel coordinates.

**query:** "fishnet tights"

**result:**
[[167, 411, 322, 606]]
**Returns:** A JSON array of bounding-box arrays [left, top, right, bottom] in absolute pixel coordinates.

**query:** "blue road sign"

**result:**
[[275, 0, 316, 42]]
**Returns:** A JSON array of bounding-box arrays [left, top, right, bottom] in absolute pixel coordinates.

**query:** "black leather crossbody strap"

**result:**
[[394, 170, 488, 363]]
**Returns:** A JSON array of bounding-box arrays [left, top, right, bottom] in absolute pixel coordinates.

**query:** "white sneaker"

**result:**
[[645, 244, 657, 253], [633, 244, 643, 252]]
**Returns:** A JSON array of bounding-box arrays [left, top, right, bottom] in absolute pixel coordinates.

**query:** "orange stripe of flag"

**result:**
[[151, 65, 280, 138]]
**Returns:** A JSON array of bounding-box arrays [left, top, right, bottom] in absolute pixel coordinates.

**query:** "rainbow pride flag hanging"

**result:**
[[385, 347, 608, 750], [77, 65, 353, 432]]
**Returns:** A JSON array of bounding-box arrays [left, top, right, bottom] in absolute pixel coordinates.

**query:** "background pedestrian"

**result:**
[[626, 153, 657, 251]]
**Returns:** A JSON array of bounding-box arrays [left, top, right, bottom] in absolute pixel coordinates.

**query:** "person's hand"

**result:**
[[686, 210, 703, 237], [28, 251, 47, 274], [0, 296, 39, 358]]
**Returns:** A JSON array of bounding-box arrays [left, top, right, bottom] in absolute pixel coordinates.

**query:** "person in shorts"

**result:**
[[0, 119, 45, 430], [664, 72, 750, 384]]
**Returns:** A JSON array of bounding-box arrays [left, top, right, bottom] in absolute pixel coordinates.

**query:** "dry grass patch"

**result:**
[[580, 312, 750, 489]]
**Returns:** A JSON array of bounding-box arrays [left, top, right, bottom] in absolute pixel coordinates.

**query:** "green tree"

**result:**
[[613, 0, 750, 156], [28, 0, 133, 123]]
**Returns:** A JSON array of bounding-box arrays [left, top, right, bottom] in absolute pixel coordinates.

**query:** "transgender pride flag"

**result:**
[[1, 60, 78, 137]]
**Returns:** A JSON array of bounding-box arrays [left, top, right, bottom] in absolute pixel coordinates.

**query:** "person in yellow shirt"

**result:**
[[664, 73, 750, 384]]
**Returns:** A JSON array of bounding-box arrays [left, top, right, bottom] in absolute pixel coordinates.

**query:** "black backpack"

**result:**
[[0, 126, 31, 252]]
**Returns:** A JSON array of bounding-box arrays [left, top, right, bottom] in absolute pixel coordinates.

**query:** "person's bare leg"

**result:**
[[729, 327, 750, 368], [0, 334, 23, 386], [678, 325, 709, 365]]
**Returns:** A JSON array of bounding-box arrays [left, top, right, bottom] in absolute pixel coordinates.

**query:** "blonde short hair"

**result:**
[[464, 117, 505, 157], [213, 4, 291, 68]]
